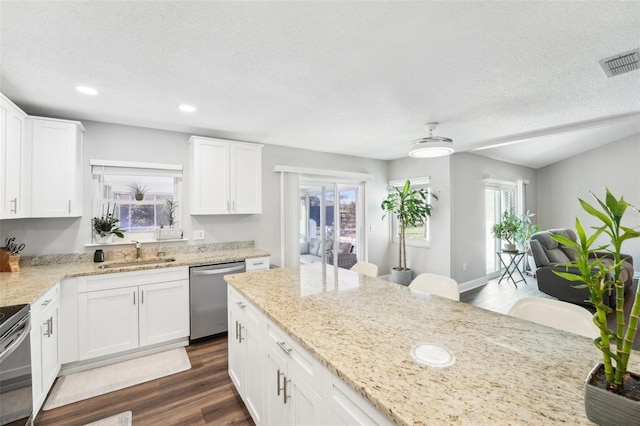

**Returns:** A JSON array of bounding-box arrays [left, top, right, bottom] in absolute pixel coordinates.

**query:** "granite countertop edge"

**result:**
[[1, 248, 270, 306]]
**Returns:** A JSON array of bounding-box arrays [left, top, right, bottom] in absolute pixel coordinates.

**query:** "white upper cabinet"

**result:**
[[190, 136, 262, 215], [29, 117, 84, 217], [0, 93, 29, 218]]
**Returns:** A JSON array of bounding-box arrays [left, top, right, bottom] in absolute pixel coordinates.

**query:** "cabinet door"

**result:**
[[30, 118, 83, 217], [266, 345, 291, 426], [78, 287, 139, 360], [227, 300, 245, 392], [0, 96, 28, 218], [40, 302, 60, 394], [138, 279, 189, 347], [290, 369, 324, 426], [230, 143, 262, 214], [190, 137, 230, 214], [243, 316, 264, 424]]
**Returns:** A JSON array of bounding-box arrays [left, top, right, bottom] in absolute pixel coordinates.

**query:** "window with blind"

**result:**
[[91, 160, 183, 236]]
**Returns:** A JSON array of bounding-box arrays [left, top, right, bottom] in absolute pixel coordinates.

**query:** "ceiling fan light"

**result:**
[[409, 141, 454, 158]]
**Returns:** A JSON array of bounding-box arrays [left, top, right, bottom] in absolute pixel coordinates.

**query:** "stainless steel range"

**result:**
[[0, 303, 32, 425]]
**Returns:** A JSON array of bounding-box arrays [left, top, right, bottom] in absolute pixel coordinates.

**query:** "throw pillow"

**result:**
[[300, 241, 309, 254]]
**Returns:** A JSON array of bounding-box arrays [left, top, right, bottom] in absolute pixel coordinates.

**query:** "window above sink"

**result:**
[[91, 160, 183, 244]]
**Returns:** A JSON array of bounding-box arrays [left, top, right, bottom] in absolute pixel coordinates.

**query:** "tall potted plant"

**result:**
[[381, 180, 437, 285], [552, 188, 640, 425]]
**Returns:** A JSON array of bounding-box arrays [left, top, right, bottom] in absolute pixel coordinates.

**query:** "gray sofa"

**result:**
[[529, 228, 634, 307], [300, 238, 357, 269]]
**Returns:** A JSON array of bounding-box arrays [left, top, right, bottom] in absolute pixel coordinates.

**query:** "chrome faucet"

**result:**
[[132, 240, 142, 259]]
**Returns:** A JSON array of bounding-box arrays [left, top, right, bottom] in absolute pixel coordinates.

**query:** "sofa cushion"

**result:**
[[338, 242, 353, 253], [310, 239, 322, 256], [300, 241, 309, 254], [546, 248, 571, 264]]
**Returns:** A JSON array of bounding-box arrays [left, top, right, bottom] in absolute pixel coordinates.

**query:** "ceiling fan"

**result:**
[[409, 122, 454, 158]]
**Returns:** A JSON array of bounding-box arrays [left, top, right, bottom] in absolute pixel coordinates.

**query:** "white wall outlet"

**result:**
[[193, 230, 205, 240]]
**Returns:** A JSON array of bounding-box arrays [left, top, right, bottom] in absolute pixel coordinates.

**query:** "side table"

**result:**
[[497, 251, 526, 288]]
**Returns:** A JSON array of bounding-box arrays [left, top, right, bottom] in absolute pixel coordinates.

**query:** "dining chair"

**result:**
[[507, 296, 599, 338], [409, 273, 460, 301], [350, 262, 378, 278]]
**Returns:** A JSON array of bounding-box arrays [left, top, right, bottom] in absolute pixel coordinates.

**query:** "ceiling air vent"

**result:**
[[599, 48, 639, 77]]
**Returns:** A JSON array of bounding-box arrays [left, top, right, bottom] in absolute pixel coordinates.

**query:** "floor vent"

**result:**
[[599, 49, 639, 77]]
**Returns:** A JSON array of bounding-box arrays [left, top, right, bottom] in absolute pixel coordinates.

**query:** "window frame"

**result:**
[[90, 159, 183, 243]]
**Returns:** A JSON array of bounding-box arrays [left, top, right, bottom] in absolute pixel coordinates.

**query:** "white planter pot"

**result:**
[[94, 233, 114, 244]]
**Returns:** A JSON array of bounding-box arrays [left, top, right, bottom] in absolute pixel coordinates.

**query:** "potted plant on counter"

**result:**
[[551, 188, 640, 425], [491, 210, 521, 251], [381, 180, 437, 285], [92, 203, 125, 244]]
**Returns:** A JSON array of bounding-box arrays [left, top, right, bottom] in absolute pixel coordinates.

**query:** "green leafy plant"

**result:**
[[491, 210, 522, 245], [164, 199, 178, 228], [515, 210, 540, 251], [381, 180, 437, 271], [552, 188, 640, 394], [92, 203, 125, 238], [128, 182, 149, 201]]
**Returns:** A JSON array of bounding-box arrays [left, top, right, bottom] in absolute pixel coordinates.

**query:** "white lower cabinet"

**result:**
[[78, 267, 189, 361], [228, 287, 391, 426], [228, 287, 265, 424], [31, 283, 61, 415]]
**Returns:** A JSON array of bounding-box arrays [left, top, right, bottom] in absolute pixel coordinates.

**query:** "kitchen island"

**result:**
[[226, 263, 640, 425]]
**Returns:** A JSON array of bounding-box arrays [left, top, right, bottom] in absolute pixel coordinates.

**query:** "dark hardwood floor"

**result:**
[[35, 336, 254, 426]]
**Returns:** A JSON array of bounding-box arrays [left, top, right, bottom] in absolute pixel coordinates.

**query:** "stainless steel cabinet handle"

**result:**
[[10, 198, 17, 213], [283, 376, 291, 404], [238, 324, 244, 343], [68, 200, 71, 214], [235, 320, 239, 340], [141, 290, 144, 304], [41, 299, 52, 307], [236, 301, 246, 309], [49, 317, 53, 336], [43, 317, 52, 337], [133, 292, 136, 305], [277, 369, 284, 396], [276, 340, 292, 356]]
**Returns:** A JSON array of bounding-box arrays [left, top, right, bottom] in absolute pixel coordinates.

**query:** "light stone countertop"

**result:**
[[226, 263, 639, 426], [0, 247, 269, 306]]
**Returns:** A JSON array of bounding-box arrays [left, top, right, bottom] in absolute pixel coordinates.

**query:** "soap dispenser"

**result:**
[[93, 249, 105, 263]]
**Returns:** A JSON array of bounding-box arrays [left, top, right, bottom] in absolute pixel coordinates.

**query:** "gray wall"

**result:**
[[536, 133, 640, 269], [1, 120, 389, 269], [450, 153, 537, 284]]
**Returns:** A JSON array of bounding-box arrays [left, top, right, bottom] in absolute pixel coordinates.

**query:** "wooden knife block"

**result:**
[[0, 248, 20, 272]]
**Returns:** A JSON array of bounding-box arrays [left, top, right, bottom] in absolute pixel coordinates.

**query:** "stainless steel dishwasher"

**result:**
[[190, 261, 245, 340]]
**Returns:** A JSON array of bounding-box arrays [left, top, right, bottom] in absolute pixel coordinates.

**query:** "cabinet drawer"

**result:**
[[228, 286, 262, 328], [265, 319, 322, 391], [34, 282, 60, 309], [78, 266, 188, 292], [245, 256, 269, 271]]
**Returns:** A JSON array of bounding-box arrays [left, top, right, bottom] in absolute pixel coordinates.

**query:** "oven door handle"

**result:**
[[0, 315, 31, 363]]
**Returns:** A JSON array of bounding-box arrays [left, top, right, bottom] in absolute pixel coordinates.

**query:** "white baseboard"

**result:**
[[459, 276, 490, 293]]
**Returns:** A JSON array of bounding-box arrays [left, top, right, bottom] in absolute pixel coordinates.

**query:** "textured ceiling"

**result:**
[[1, 1, 639, 167]]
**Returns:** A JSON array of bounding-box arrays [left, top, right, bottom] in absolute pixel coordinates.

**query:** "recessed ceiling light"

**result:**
[[179, 105, 196, 113], [75, 86, 98, 95]]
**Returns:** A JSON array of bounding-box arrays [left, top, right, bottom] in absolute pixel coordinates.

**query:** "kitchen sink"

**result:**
[[97, 258, 177, 269]]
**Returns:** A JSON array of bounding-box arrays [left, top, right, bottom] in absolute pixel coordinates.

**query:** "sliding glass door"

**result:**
[[299, 180, 363, 269], [485, 183, 515, 276]]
